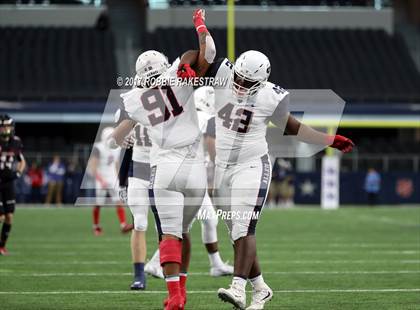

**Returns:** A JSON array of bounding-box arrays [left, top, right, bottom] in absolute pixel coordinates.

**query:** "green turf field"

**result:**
[[0, 206, 419, 309]]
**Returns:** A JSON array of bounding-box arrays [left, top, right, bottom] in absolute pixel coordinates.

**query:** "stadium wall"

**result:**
[[148, 7, 393, 33], [0, 4, 105, 26], [294, 172, 420, 205]]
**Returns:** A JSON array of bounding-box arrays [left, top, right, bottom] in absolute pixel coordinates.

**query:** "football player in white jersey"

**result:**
[[182, 11, 355, 310], [110, 87, 232, 294], [143, 86, 234, 279], [118, 47, 215, 309], [88, 127, 132, 236], [194, 86, 234, 276], [110, 119, 153, 290]]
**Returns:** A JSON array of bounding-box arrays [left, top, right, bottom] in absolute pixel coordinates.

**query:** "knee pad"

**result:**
[[133, 214, 148, 232], [200, 215, 218, 244], [231, 223, 249, 242], [159, 239, 182, 266], [129, 204, 149, 232]]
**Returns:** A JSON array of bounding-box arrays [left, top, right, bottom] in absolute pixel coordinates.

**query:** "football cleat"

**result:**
[[210, 261, 234, 277], [120, 223, 133, 234], [246, 285, 273, 310], [93, 226, 103, 236], [164, 294, 184, 310], [218, 284, 246, 310], [0, 247, 9, 256], [130, 280, 146, 290], [145, 261, 164, 279], [164, 293, 186, 308]]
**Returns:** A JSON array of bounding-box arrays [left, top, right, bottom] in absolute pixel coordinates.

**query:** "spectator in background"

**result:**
[[64, 158, 83, 204], [45, 155, 66, 205], [27, 162, 43, 203], [364, 168, 381, 206], [267, 158, 294, 208]]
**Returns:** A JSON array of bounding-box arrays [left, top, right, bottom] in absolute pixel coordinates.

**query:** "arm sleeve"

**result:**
[[205, 117, 216, 138], [268, 93, 290, 128], [118, 147, 132, 187], [114, 106, 131, 125]]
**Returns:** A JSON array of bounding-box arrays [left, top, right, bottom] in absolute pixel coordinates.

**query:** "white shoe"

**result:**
[[218, 283, 246, 310], [144, 261, 164, 279], [246, 285, 273, 310], [210, 262, 234, 277]]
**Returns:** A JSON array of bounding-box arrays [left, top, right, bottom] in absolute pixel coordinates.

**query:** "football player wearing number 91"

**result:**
[[179, 9, 355, 310], [118, 42, 216, 308]]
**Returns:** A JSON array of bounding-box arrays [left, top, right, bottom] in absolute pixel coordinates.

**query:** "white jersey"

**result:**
[[132, 124, 151, 164], [196, 110, 212, 136], [92, 141, 121, 185], [196, 110, 215, 166], [208, 57, 289, 165], [120, 60, 202, 165]]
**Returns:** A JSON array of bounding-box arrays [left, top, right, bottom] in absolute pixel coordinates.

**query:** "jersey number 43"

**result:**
[[218, 103, 253, 133], [141, 86, 183, 126]]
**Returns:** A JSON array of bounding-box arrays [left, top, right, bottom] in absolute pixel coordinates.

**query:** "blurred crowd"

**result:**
[[15, 155, 83, 204], [14, 155, 383, 206]]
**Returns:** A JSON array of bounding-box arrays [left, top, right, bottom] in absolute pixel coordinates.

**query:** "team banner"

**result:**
[[321, 155, 340, 209]]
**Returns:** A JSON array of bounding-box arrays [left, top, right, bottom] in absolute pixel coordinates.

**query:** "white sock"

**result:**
[[165, 275, 180, 282], [249, 274, 266, 290], [149, 249, 160, 265], [208, 251, 224, 267], [232, 276, 247, 291]]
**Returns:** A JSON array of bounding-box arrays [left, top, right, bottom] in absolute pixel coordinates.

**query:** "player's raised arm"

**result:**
[[194, 9, 216, 76], [177, 9, 216, 78]]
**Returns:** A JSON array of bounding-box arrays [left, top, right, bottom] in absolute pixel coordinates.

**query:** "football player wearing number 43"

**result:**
[[178, 9, 355, 310]]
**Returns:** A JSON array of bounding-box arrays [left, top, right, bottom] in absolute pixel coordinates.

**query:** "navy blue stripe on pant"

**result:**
[[148, 166, 163, 241], [247, 154, 271, 236]]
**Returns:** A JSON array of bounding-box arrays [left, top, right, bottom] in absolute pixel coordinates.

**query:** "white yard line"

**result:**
[[1, 270, 419, 277], [7, 250, 419, 256], [14, 242, 420, 248], [2, 259, 419, 265], [356, 214, 420, 227], [0, 288, 419, 295]]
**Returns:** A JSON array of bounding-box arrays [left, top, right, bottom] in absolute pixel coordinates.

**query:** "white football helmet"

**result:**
[[135, 50, 169, 87], [231, 50, 271, 98], [194, 86, 215, 116]]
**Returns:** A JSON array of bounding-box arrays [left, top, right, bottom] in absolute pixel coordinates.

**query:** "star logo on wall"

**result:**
[[300, 179, 316, 196]]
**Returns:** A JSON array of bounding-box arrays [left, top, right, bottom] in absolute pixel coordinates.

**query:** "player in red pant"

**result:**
[[88, 127, 132, 235]]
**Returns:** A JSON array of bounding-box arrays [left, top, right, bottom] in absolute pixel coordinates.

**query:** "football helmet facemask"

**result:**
[[231, 50, 271, 99]]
